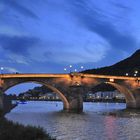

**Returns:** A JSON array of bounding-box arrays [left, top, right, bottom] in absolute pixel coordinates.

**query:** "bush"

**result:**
[[0, 117, 55, 140]]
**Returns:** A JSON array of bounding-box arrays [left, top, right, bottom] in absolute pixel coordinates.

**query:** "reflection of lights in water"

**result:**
[[6, 102, 128, 140], [104, 116, 116, 140]]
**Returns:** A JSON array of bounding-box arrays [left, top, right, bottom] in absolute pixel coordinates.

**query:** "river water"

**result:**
[[5, 101, 140, 140]]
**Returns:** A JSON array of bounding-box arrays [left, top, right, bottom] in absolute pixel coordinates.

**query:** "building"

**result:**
[[87, 90, 125, 99], [39, 92, 60, 100]]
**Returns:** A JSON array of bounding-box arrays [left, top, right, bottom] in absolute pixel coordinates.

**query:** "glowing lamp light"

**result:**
[[125, 73, 128, 76], [134, 73, 137, 77], [64, 68, 67, 71], [0, 67, 4, 74], [109, 78, 114, 82], [81, 66, 84, 69], [135, 70, 138, 74], [70, 65, 72, 68], [76, 83, 80, 86]]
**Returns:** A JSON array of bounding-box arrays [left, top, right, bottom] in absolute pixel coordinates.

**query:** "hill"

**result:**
[[83, 49, 140, 76], [18, 85, 52, 98]]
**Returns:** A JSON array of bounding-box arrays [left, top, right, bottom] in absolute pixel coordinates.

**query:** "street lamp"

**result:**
[[134, 73, 137, 77], [109, 78, 114, 82], [135, 70, 138, 74], [125, 73, 129, 76], [80, 66, 84, 70], [0, 67, 4, 74], [70, 65, 72, 68], [69, 65, 72, 73], [64, 68, 67, 73], [74, 69, 77, 72]]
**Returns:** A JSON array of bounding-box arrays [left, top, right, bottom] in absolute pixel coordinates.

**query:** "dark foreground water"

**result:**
[[5, 101, 140, 140]]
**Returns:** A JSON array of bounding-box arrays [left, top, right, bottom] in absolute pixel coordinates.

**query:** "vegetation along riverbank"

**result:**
[[0, 110, 55, 140]]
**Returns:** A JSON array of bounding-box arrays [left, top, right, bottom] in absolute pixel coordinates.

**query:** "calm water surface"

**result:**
[[6, 101, 140, 140]]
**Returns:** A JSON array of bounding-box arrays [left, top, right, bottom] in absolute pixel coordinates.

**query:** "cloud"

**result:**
[[0, 34, 40, 56], [44, 50, 103, 64], [7, 54, 30, 65], [3, 67, 19, 73], [0, 0, 39, 19], [68, 0, 137, 52]]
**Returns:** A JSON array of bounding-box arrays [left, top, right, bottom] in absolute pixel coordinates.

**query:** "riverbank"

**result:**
[[0, 117, 55, 140], [0, 109, 55, 140]]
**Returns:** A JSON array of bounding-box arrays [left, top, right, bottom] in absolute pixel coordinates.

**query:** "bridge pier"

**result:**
[[68, 85, 83, 112], [129, 89, 140, 109], [126, 101, 137, 109]]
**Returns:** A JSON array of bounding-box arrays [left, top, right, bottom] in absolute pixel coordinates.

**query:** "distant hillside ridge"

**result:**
[[83, 49, 140, 76]]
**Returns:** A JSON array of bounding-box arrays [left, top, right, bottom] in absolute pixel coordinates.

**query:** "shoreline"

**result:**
[[0, 104, 55, 140]]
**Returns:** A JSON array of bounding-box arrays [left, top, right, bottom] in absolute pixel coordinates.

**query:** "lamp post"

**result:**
[[135, 70, 138, 74], [125, 73, 129, 76], [64, 68, 67, 73], [64, 65, 84, 73], [80, 66, 84, 72], [0, 67, 4, 74], [69, 65, 72, 73], [134, 70, 138, 77], [81, 66, 84, 69]]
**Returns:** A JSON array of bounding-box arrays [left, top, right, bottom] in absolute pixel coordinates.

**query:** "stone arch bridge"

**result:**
[[0, 73, 140, 112]]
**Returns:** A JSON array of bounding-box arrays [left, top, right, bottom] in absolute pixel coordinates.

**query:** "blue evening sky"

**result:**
[[0, 0, 140, 94]]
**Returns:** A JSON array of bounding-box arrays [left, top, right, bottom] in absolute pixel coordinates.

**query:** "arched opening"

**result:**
[[84, 82, 136, 109], [105, 82, 135, 104], [4, 81, 70, 110]]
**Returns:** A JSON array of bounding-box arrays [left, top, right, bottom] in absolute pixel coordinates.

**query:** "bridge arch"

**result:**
[[105, 82, 135, 102], [3, 81, 70, 110], [91, 82, 136, 108]]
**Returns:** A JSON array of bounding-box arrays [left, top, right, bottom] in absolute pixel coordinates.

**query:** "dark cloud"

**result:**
[[0, 34, 39, 56], [69, 0, 137, 52], [0, 0, 39, 19], [88, 22, 137, 51]]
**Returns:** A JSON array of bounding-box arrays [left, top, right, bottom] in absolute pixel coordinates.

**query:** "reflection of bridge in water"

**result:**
[[0, 73, 140, 112]]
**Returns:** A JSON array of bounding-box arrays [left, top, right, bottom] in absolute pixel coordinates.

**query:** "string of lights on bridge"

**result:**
[[0, 66, 139, 77], [63, 65, 84, 73], [125, 70, 139, 77]]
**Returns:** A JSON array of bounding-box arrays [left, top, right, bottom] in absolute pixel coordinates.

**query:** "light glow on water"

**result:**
[[6, 101, 140, 140]]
